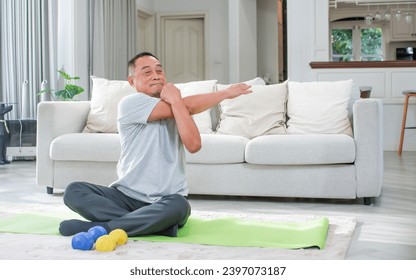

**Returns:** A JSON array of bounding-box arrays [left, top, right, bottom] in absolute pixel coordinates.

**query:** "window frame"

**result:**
[[330, 21, 386, 61]]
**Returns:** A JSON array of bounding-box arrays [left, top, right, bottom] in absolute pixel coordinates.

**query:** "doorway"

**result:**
[[159, 15, 206, 83], [137, 10, 155, 54]]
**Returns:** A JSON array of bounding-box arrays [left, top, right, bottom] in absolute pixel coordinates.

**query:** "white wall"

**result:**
[[136, 0, 154, 11], [286, 0, 329, 81], [228, 0, 257, 83], [257, 0, 278, 84], [56, 0, 89, 100], [56, 0, 73, 76]]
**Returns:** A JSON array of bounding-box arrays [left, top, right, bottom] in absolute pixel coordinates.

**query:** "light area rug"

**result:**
[[0, 202, 356, 260], [0, 213, 330, 249]]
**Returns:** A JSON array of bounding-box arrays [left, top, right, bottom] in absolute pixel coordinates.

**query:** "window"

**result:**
[[332, 28, 353, 61], [331, 22, 383, 61], [360, 28, 383, 61]]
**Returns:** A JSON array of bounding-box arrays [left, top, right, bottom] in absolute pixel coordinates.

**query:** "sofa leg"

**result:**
[[363, 197, 374, 205], [46, 187, 54, 195]]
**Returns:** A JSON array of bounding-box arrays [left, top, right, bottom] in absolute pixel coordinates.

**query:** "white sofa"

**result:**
[[36, 78, 383, 205]]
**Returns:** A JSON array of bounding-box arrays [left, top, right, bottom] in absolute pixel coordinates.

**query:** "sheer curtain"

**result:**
[[89, 0, 138, 81], [1, 0, 138, 118], [0, 0, 55, 120]]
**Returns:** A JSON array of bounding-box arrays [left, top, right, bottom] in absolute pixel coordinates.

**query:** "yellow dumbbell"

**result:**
[[110, 229, 128, 246], [96, 229, 128, 252]]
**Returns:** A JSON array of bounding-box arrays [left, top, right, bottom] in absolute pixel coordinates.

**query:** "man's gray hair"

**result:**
[[128, 52, 159, 76]]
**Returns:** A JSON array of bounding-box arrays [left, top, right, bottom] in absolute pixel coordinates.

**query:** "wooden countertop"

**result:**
[[309, 60, 416, 69]]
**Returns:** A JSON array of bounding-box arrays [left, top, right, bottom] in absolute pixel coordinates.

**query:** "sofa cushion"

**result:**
[[83, 76, 135, 133], [185, 134, 249, 164], [211, 77, 267, 129], [215, 81, 288, 139], [245, 134, 355, 165], [83, 77, 218, 134], [176, 80, 217, 134], [50, 133, 120, 162], [216, 77, 266, 90], [287, 80, 354, 136]]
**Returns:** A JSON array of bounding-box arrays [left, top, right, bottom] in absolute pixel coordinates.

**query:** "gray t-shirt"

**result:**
[[109, 93, 188, 203]]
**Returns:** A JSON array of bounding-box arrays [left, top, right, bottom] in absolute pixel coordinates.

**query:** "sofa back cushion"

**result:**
[[215, 81, 288, 139], [175, 80, 217, 134], [83, 76, 135, 133], [211, 77, 266, 129], [287, 79, 355, 136], [83, 77, 217, 134]]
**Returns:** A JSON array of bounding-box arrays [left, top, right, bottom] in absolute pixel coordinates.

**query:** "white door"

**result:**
[[137, 10, 155, 54], [161, 17, 205, 83]]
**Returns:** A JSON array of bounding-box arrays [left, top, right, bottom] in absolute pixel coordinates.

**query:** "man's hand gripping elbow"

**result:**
[[161, 83, 202, 153]]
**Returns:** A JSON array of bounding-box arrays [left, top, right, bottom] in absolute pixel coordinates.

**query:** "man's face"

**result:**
[[128, 56, 167, 97]]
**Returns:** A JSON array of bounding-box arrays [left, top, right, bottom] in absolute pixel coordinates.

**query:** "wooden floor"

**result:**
[[0, 151, 415, 259]]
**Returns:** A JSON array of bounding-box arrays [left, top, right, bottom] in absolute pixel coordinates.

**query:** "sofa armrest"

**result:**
[[353, 99, 383, 198], [36, 101, 91, 188]]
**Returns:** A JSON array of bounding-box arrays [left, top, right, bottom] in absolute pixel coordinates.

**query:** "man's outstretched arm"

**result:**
[[183, 83, 252, 115], [148, 83, 252, 121], [147, 83, 252, 153]]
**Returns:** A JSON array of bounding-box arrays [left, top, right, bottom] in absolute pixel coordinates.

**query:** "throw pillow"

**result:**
[[215, 77, 266, 90], [212, 77, 267, 128], [215, 81, 288, 139], [176, 80, 218, 134], [220, 77, 266, 87], [286, 80, 354, 136], [83, 76, 135, 133]]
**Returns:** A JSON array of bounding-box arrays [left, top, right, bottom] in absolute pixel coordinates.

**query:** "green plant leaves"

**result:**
[[58, 70, 80, 81], [37, 70, 84, 101], [54, 84, 84, 100]]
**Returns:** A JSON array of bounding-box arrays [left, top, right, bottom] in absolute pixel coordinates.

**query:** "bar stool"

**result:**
[[398, 90, 416, 156]]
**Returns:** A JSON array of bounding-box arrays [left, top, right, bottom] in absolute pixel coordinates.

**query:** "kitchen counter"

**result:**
[[308, 61, 416, 104], [310, 61, 416, 69]]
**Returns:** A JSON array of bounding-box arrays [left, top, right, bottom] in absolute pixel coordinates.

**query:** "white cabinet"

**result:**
[[391, 10, 416, 41]]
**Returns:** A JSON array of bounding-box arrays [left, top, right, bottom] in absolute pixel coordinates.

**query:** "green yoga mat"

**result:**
[[0, 213, 329, 249]]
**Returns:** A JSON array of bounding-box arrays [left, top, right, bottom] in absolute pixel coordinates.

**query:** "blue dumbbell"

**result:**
[[71, 226, 108, 250], [88, 226, 108, 242]]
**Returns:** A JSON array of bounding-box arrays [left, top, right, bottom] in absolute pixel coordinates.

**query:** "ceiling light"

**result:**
[[396, 10, 402, 21], [405, 4, 412, 24], [384, 11, 391, 21], [374, 5, 382, 21], [405, 12, 412, 24]]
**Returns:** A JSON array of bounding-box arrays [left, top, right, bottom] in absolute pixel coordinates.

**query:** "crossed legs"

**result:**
[[59, 181, 191, 237]]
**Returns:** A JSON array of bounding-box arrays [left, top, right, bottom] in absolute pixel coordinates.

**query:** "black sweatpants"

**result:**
[[62, 181, 191, 236]]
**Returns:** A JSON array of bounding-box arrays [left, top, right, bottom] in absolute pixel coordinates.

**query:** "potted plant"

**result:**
[[38, 70, 84, 101]]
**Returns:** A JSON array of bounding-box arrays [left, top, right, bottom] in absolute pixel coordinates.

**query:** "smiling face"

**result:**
[[128, 55, 167, 98]]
